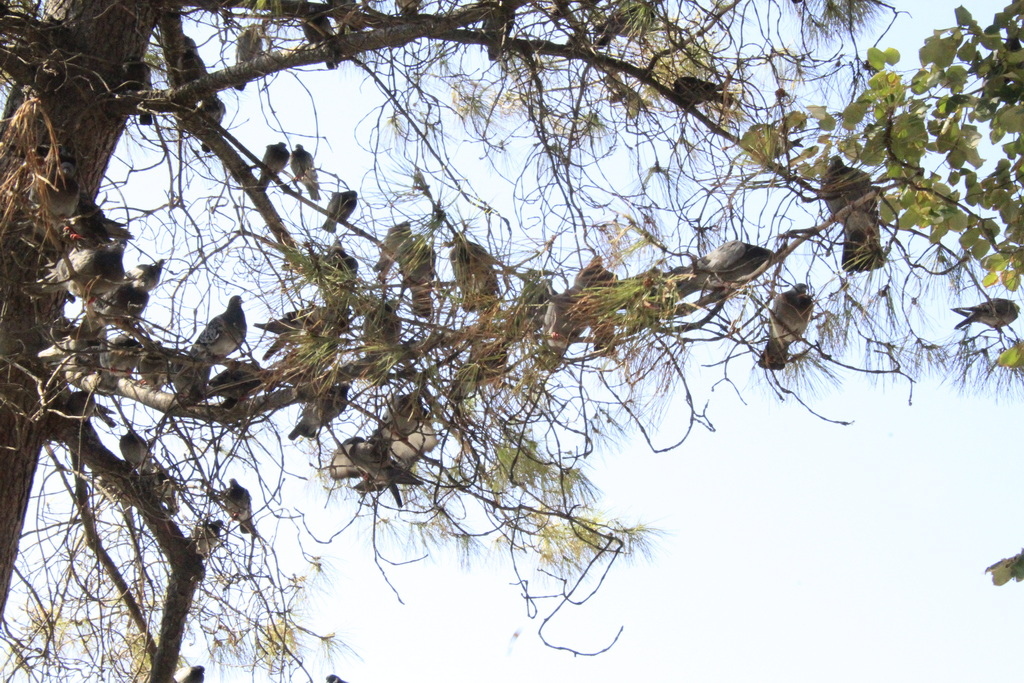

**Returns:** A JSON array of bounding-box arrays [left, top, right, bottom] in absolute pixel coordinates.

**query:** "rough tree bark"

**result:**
[[0, 0, 159, 627]]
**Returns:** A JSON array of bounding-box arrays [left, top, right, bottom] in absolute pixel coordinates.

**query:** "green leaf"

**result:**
[[867, 47, 887, 71], [884, 47, 901, 65], [920, 35, 959, 68], [954, 6, 973, 26], [842, 102, 869, 129], [998, 344, 1024, 367], [983, 271, 1001, 287]]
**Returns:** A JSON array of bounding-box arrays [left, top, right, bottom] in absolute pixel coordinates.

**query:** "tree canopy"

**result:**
[[0, 0, 1023, 681]]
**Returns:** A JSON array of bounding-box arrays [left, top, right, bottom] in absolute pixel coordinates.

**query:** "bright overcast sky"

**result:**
[[97, 0, 1024, 681]]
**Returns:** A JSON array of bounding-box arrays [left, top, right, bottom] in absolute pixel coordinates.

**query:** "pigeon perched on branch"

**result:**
[[302, 13, 338, 69], [330, 435, 423, 507], [451, 233, 500, 312], [822, 157, 885, 273], [192, 520, 223, 557], [288, 383, 350, 440], [758, 284, 814, 371], [37, 244, 126, 300], [322, 190, 358, 233], [290, 144, 320, 200], [234, 25, 265, 91], [258, 142, 290, 191], [189, 296, 247, 360], [174, 665, 205, 683], [222, 478, 258, 536], [669, 241, 773, 299], [952, 298, 1019, 330]]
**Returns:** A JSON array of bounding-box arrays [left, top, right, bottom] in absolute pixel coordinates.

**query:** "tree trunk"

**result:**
[[0, 0, 160, 622]]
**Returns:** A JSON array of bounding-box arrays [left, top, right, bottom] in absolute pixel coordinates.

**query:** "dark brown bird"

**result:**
[[671, 76, 727, 108], [258, 142, 290, 191], [302, 14, 338, 69], [822, 157, 885, 273], [758, 284, 814, 371], [952, 298, 1019, 330], [322, 191, 358, 233], [450, 233, 500, 312], [235, 25, 265, 91]]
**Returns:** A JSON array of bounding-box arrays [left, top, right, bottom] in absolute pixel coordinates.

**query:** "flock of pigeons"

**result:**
[[30, 141, 1019, 543]]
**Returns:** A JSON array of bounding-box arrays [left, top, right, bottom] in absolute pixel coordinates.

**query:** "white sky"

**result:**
[[72, 0, 1024, 681]]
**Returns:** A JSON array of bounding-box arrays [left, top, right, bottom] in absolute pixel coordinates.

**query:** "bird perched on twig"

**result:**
[[326, 675, 350, 683], [119, 430, 152, 471], [65, 200, 133, 245], [758, 284, 814, 371], [543, 256, 618, 352], [374, 222, 412, 277], [377, 392, 438, 468], [192, 520, 224, 557], [288, 383, 350, 440], [174, 36, 207, 85], [173, 296, 246, 398], [234, 25, 265, 91], [397, 0, 420, 15], [322, 190, 358, 233], [222, 478, 258, 536], [36, 243, 126, 300], [952, 298, 1019, 330], [100, 334, 142, 389], [330, 435, 423, 507], [671, 76, 727, 109], [451, 233, 500, 312], [482, 0, 515, 60], [302, 13, 338, 69], [290, 144, 320, 200], [669, 241, 773, 300], [397, 233, 437, 318], [64, 391, 117, 428], [258, 142, 290, 191], [207, 365, 264, 409], [822, 156, 885, 273]]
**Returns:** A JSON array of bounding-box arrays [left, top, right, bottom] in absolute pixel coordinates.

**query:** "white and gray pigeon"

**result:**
[[126, 259, 165, 292], [669, 241, 773, 299], [192, 520, 224, 557], [322, 190, 358, 233], [100, 334, 142, 388], [290, 144, 320, 200], [222, 478, 257, 536], [378, 393, 438, 468], [326, 675, 350, 683], [174, 665, 205, 683], [29, 149, 79, 219], [189, 295, 246, 360], [330, 436, 422, 507], [288, 383, 350, 440], [37, 243, 126, 300], [258, 142, 290, 190]]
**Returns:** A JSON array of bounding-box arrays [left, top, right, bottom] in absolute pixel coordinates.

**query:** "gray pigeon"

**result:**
[[290, 144, 320, 200], [119, 430, 152, 471], [175, 36, 207, 85], [326, 676, 349, 683], [126, 259, 165, 292], [37, 244, 126, 300], [64, 391, 116, 428], [207, 365, 263, 409], [670, 241, 773, 299], [373, 222, 412, 276], [88, 280, 150, 323], [288, 383, 350, 440], [543, 290, 581, 351], [543, 257, 617, 351], [258, 142, 290, 191], [29, 148, 79, 219], [235, 25, 265, 91], [952, 298, 1020, 330], [65, 201, 133, 245], [255, 306, 343, 361], [100, 334, 142, 386], [121, 57, 153, 125], [302, 13, 338, 69], [822, 157, 885, 273], [174, 665, 205, 683], [451, 233, 500, 312], [330, 436, 423, 507], [326, 240, 359, 279], [397, 0, 420, 15], [396, 233, 437, 318], [138, 351, 171, 388], [322, 190, 358, 233], [189, 296, 246, 360], [192, 520, 223, 557], [222, 478, 257, 536], [758, 284, 814, 371]]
